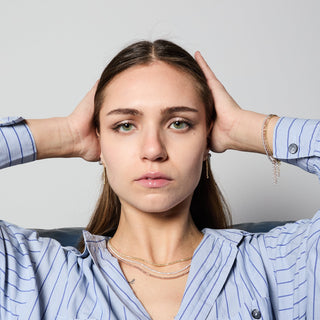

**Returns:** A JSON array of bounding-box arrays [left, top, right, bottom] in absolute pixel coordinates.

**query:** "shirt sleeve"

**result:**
[[273, 117, 320, 179], [0, 220, 80, 319], [0, 116, 37, 169], [256, 211, 320, 318]]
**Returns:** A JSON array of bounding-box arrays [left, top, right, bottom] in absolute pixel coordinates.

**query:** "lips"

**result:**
[[135, 172, 173, 188]]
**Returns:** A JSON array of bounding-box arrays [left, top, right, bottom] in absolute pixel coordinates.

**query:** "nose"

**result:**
[[140, 128, 168, 162]]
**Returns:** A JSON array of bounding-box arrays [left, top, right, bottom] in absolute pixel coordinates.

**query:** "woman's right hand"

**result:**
[[27, 83, 101, 162], [66, 82, 100, 162]]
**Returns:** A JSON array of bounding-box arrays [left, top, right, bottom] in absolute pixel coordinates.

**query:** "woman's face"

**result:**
[[99, 61, 209, 215]]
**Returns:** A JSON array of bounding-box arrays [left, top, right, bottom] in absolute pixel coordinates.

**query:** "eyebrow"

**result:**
[[106, 106, 198, 116], [161, 106, 198, 116], [106, 108, 143, 116]]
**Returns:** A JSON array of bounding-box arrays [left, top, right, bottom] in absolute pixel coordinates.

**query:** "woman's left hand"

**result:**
[[195, 52, 277, 154], [195, 51, 242, 153]]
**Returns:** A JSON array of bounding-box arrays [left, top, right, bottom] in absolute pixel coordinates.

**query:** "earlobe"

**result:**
[[96, 131, 103, 165], [203, 151, 211, 161], [98, 155, 107, 185], [99, 155, 105, 166]]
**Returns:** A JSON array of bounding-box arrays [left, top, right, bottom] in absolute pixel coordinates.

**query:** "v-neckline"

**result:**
[[84, 229, 241, 319]]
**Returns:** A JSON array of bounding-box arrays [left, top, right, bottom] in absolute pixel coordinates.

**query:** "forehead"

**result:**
[[100, 61, 204, 112]]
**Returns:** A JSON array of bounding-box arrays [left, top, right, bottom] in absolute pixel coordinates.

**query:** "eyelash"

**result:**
[[169, 119, 193, 130], [111, 119, 193, 133], [112, 121, 135, 133]]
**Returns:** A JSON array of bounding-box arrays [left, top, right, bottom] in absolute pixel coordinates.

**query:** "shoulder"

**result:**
[[203, 211, 320, 258], [202, 227, 245, 246], [0, 220, 82, 263], [258, 211, 320, 251], [0, 220, 43, 252]]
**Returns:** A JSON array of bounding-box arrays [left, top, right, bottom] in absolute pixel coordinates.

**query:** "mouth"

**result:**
[[135, 172, 173, 188]]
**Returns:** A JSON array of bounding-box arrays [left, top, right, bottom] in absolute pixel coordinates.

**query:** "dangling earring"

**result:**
[[103, 166, 106, 185], [206, 153, 211, 179]]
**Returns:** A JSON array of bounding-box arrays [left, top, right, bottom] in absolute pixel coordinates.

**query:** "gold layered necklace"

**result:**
[[107, 240, 192, 280], [108, 240, 193, 266]]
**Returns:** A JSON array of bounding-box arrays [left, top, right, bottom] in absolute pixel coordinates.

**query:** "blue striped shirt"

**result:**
[[0, 116, 320, 319]]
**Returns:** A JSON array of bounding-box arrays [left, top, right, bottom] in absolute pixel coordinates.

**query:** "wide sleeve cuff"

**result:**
[[0, 116, 37, 169], [273, 117, 320, 176]]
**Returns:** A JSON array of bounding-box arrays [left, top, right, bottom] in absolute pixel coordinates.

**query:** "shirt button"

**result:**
[[251, 308, 261, 319], [288, 143, 298, 154]]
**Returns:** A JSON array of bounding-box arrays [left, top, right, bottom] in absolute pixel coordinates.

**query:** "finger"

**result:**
[[194, 51, 219, 83], [195, 52, 228, 98], [78, 80, 99, 111], [86, 80, 99, 100]]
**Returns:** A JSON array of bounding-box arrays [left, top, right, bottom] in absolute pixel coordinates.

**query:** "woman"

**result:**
[[0, 40, 319, 319]]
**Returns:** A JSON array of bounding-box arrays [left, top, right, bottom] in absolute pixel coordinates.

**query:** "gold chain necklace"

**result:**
[[107, 241, 191, 279], [108, 240, 192, 267], [117, 257, 190, 280]]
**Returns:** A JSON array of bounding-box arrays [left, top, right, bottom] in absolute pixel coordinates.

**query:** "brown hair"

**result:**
[[79, 40, 231, 251]]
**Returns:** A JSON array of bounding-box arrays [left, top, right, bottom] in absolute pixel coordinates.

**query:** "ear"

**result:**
[[95, 130, 104, 165]]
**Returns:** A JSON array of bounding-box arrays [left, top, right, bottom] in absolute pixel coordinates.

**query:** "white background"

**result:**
[[0, 0, 319, 229]]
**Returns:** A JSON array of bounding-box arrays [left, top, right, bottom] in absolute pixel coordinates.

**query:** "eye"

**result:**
[[114, 122, 135, 132], [169, 120, 190, 130]]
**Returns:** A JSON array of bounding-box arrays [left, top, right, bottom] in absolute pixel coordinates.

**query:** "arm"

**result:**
[[195, 52, 320, 179], [0, 83, 100, 170], [0, 117, 36, 168], [274, 117, 320, 177], [26, 83, 100, 161]]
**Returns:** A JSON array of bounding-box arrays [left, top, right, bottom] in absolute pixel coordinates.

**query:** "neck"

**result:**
[[111, 200, 203, 264]]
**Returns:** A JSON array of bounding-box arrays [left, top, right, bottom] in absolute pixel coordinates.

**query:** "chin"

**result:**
[[135, 202, 175, 214], [142, 205, 175, 214], [130, 193, 191, 215]]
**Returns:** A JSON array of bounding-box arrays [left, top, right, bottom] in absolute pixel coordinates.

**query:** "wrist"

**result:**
[[26, 117, 77, 159], [227, 110, 278, 154]]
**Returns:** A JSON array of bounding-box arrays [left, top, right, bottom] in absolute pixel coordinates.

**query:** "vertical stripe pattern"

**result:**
[[0, 117, 36, 168]]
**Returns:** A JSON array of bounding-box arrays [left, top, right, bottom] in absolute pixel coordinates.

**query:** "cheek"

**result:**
[[102, 153, 128, 196], [100, 137, 137, 189], [170, 131, 207, 165], [101, 144, 130, 170], [182, 151, 205, 185], [169, 136, 206, 185]]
